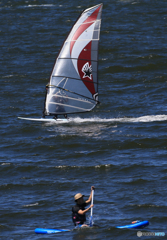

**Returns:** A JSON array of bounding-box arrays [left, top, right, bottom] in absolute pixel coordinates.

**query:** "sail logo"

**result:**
[[82, 62, 92, 80]]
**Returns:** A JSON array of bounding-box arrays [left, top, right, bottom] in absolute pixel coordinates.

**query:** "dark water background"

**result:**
[[1, 0, 167, 239]]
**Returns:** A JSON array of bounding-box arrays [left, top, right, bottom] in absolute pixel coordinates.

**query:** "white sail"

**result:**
[[44, 4, 103, 116]]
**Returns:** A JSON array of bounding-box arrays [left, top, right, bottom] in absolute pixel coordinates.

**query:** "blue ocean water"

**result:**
[[0, 0, 167, 239]]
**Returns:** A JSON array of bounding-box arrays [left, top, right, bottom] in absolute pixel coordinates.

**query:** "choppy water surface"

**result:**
[[0, 0, 167, 239]]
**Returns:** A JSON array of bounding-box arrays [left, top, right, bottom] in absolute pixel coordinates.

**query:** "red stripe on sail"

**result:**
[[70, 5, 101, 55], [77, 41, 95, 95]]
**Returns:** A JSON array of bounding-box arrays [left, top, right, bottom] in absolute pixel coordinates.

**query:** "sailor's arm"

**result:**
[[78, 204, 94, 215]]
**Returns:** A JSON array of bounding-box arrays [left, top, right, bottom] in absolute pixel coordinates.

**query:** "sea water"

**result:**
[[0, 0, 167, 239]]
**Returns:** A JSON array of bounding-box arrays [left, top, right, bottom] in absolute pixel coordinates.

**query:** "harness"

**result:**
[[72, 204, 86, 226]]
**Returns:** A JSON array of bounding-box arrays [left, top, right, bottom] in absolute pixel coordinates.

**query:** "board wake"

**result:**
[[69, 115, 167, 123], [18, 117, 68, 123]]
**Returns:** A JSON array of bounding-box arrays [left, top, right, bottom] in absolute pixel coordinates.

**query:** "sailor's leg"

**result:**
[[42, 111, 45, 118]]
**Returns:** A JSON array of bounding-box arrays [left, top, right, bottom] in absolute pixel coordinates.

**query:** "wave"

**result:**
[[53, 164, 113, 169], [129, 203, 165, 208], [27, 4, 54, 8], [2, 75, 14, 78], [22, 202, 39, 207], [1, 163, 11, 166]]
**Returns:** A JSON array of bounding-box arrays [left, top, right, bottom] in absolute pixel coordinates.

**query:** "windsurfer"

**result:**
[[72, 186, 95, 227], [42, 85, 49, 118], [51, 91, 68, 119]]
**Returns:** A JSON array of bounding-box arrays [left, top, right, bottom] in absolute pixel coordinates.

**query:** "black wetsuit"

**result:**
[[72, 202, 88, 226]]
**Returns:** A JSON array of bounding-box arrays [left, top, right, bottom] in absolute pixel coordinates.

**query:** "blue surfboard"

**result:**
[[35, 228, 70, 234], [35, 224, 95, 234], [116, 220, 149, 229]]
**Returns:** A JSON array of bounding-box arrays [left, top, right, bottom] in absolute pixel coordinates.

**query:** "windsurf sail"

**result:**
[[43, 4, 103, 116]]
